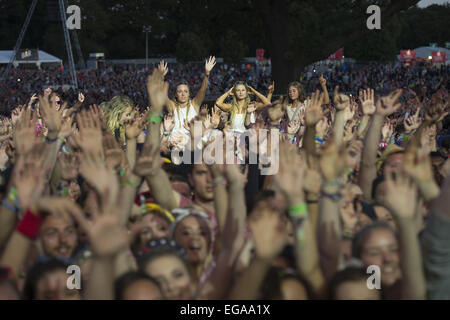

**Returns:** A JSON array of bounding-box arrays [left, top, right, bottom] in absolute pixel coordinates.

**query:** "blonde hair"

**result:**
[[100, 96, 134, 143], [230, 83, 250, 127]]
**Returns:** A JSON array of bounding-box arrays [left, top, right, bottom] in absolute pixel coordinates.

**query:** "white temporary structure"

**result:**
[[0, 50, 62, 68]]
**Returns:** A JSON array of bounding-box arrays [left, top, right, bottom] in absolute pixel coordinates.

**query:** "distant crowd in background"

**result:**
[[2, 61, 449, 114]]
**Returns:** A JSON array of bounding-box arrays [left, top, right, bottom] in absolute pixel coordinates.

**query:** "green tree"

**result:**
[[176, 32, 207, 62]]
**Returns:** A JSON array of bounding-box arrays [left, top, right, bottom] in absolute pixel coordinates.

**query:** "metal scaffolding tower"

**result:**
[[2, 0, 81, 90], [1, 0, 38, 80], [58, 0, 78, 89]]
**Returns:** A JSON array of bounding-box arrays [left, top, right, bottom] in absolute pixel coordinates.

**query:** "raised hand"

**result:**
[[305, 90, 324, 126], [205, 56, 216, 75], [79, 149, 119, 209], [379, 170, 417, 220], [58, 116, 74, 139], [28, 94, 38, 108], [247, 102, 257, 114], [11, 105, 24, 127], [381, 121, 394, 142], [73, 109, 102, 155], [268, 81, 275, 94], [403, 141, 434, 185], [158, 60, 169, 77], [319, 74, 327, 87], [342, 102, 356, 122], [13, 142, 48, 210], [39, 94, 65, 139], [0, 119, 12, 143], [287, 120, 301, 135], [69, 194, 131, 259], [249, 207, 289, 261], [163, 114, 175, 132], [147, 68, 169, 114], [425, 102, 444, 124], [125, 110, 147, 140], [333, 86, 350, 111], [211, 105, 221, 128], [376, 89, 402, 117], [315, 117, 328, 138], [404, 107, 422, 132], [78, 92, 85, 103], [13, 107, 40, 155], [273, 141, 305, 203], [359, 88, 376, 115], [103, 135, 125, 170], [133, 145, 164, 177]]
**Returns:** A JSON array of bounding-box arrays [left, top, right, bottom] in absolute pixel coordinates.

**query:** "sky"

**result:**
[[418, 0, 450, 7]]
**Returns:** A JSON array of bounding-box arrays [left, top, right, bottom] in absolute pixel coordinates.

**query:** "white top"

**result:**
[[286, 102, 305, 122], [172, 102, 198, 135], [233, 113, 246, 134]]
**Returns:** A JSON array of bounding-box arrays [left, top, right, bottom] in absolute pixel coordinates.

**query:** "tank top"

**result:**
[[172, 101, 198, 135]]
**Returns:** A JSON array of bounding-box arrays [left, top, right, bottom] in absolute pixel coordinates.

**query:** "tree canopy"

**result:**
[[1, 0, 449, 92]]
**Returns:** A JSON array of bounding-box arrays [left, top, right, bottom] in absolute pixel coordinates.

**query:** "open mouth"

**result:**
[[57, 247, 70, 256]]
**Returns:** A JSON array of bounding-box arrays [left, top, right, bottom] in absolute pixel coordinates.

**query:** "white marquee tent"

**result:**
[[0, 50, 62, 68]]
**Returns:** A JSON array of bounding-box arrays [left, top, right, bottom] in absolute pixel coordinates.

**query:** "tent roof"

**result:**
[[0, 50, 62, 64], [413, 46, 450, 59]]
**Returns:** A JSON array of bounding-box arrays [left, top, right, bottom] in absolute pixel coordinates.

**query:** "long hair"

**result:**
[[173, 81, 193, 123], [284, 81, 306, 105], [230, 82, 251, 127], [100, 95, 134, 143]]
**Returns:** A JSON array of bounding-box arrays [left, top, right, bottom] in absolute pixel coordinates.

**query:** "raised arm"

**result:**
[[228, 206, 288, 300], [380, 170, 426, 300], [274, 141, 326, 298], [358, 88, 376, 139], [197, 163, 247, 300], [319, 75, 330, 105], [136, 68, 180, 210], [192, 56, 216, 112], [359, 89, 402, 202], [215, 87, 234, 112], [248, 86, 270, 108], [317, 137, 347, 280], [332, 86, 350, 147]]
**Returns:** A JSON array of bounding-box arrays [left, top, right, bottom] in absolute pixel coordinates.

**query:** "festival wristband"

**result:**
[[46, 136, 58, 143], [2, 199, 17, 212], [16, 209, 43, 240], [148, 114, 163, 123], [320, 191, 343, 202], [8, 187, 18, 204], [212, 176, 227, 186], [288, 203, 308, 220]]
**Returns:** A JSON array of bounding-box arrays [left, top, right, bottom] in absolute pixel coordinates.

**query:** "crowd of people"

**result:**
[[0, 62, 272, 113], [0, 54, 449, 300]]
